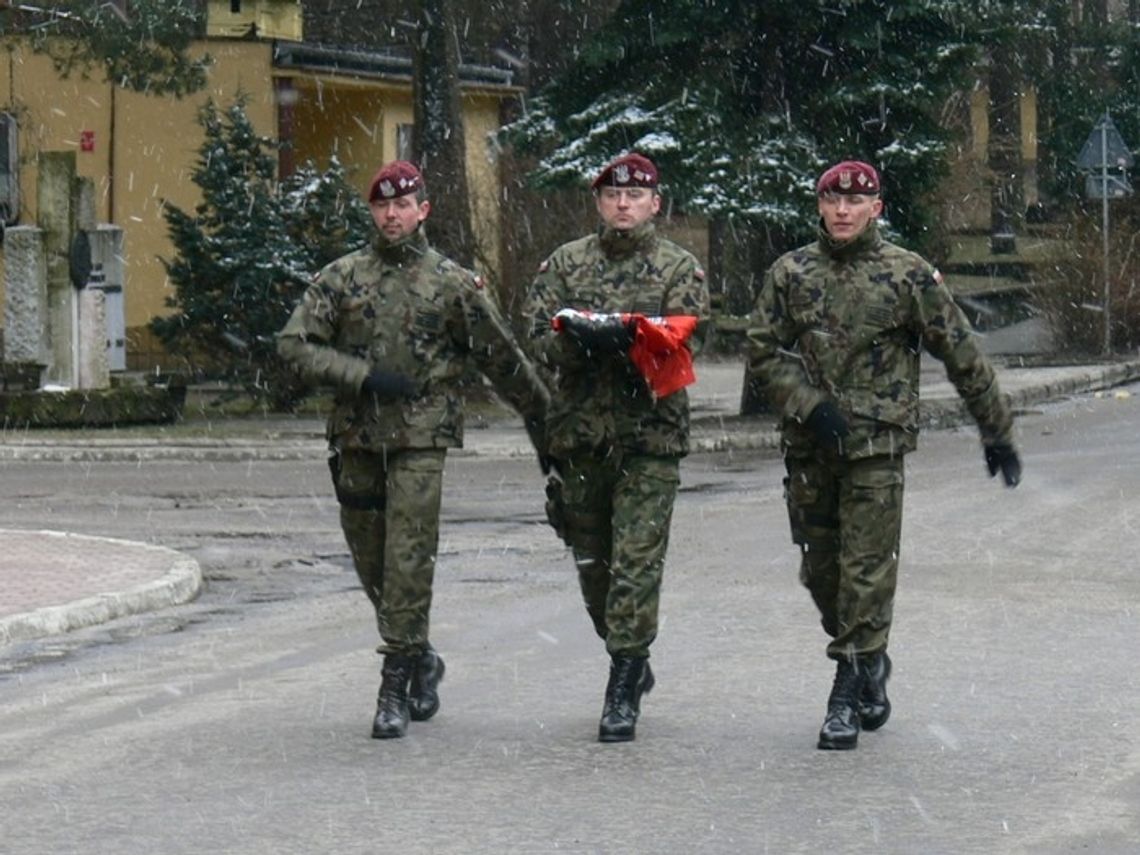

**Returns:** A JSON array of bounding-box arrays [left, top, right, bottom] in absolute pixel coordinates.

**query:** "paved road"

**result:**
[[0, 369, 1137, 854], [2, 356, 1139, 648]]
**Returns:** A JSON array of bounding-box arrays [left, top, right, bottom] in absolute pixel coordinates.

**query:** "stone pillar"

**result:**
[[3, 225, 49, 369], [90, 225, 126, 371], [38, 152, 77, 385], [76, 264, 110, 389]]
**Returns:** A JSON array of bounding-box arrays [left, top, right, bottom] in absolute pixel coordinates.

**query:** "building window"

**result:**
[[231, 0, 241, 13]]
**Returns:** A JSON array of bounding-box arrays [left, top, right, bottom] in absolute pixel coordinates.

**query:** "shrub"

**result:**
[[1034, 199, 1140, 356], [152, 98, 371, 410]]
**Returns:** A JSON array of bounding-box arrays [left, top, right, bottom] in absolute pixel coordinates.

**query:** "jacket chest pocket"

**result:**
[[630, 295, 663, 316], [412, 307, 444, 336], [863, 306, 918, 381], [408, 296, 450, 359], [338, 295, 379, 348], [411, 308, 442, 352], [628, 270, 665, 316], [855, 299, 910, 350], [786, 286, 826, 329]]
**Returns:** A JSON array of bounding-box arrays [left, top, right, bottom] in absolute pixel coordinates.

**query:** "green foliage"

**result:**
[[153, 98, 372, 410], [5, 0, 211, 97], [281, 157, 374, 271], [503, 0, 980, 252]]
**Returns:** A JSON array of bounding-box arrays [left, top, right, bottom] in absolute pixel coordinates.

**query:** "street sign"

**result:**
[[1077, 114, 1134, 170], [1086, 173, 1133, 199]]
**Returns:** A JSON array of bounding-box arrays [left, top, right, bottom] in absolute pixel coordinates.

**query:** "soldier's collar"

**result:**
[[818, 219, 880, 260], [372, 227, 429, 265], [598, 220, 657, 258]]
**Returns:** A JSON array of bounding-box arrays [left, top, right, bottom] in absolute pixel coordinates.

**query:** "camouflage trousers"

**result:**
[[783, 454, 905, 660], [559, 451, 680, 658], [330, 447, 445, 656]]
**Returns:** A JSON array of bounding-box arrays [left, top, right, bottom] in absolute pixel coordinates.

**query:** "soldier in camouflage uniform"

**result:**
[[277, 161, 549, 740], [526, 153, 710, 742], [746, 160, 1022, 750]]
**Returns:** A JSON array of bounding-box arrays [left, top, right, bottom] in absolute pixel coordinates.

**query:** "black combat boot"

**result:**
[[858, 651, 892, 731], [409, 647, 446, 722], [371, 653, 414, 739], [817, 657, 865, 750], [598, 656, 655, 743]]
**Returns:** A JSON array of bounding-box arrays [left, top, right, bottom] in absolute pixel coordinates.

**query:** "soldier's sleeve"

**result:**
[[523, 248, 594, 373], [660, 251, 712, 356], [275, 265, 371, 394], [744, 263, 827, 422], [458, 271, 550, 421], [913, 264, 1014, 445]]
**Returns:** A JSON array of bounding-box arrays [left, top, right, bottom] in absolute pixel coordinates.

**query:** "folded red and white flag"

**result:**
[[552, 309, 699, 398]]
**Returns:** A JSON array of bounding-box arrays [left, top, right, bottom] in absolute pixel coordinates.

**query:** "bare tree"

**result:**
[[411, 0, 475, 267]]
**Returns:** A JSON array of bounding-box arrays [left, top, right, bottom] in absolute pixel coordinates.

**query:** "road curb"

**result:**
[[918, 360, 1140, 429], [0, 530, 202, 646], [0, 361, 1136, 462]]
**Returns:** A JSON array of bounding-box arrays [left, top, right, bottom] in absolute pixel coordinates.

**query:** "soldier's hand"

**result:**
[[361, 369, 419, 401], [805, 400, 849, 454], [560, 313, 634, 354], [984, 442, 1021, 487]]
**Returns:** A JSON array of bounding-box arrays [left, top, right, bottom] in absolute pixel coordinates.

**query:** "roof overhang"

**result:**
[[272, 42, 520, 95]]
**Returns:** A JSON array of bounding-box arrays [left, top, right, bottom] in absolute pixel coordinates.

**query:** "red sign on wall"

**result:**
[[80, 130, 95, 152]]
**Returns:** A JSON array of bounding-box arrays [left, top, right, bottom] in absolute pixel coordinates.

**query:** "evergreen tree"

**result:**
[[281, 154, 373, 270], [503, 0, 980, 254], [153, 99, 372, 410], [2, 0, 210, 97], [1033, 3, 1138, 208]]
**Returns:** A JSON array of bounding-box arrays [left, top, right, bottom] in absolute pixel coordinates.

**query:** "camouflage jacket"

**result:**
[[526, 222, 710, 458], [277, 229, 548, 452], [746, 221, 1014, 460]]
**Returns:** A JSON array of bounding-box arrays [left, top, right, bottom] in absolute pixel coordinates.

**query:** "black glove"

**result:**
[[804, 400, 850, 453], [985, 442, 1021, 487], [361, 369, 419, 401], [524, 414, 560, 476], [560, 313, 634, 354]]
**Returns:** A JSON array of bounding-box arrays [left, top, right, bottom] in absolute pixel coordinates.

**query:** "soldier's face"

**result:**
[[818, 192, 883, 241], [370, 194, 430, 240], [595, 186, 661, 231]]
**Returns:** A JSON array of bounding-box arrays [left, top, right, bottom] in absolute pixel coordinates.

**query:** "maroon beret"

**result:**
[[591, 153, 659, 191], [367, 160, 424, 201], [816, 160, 880, 195]]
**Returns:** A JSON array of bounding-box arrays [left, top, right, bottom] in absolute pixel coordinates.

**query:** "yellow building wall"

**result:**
[[112, 41, 277, 366], [288, 75, 408, 187], [461, 93, 504, 278], [5, 44, 115, 222], [2, 36, 511, 370], [970, 88, 989, 159], [0, 39, 278, 368], [951, 84, 1039, 230]]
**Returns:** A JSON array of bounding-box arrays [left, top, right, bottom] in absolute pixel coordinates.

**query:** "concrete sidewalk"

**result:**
[[2, 355, 1139, 648], [0, 530, 201, 646]]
